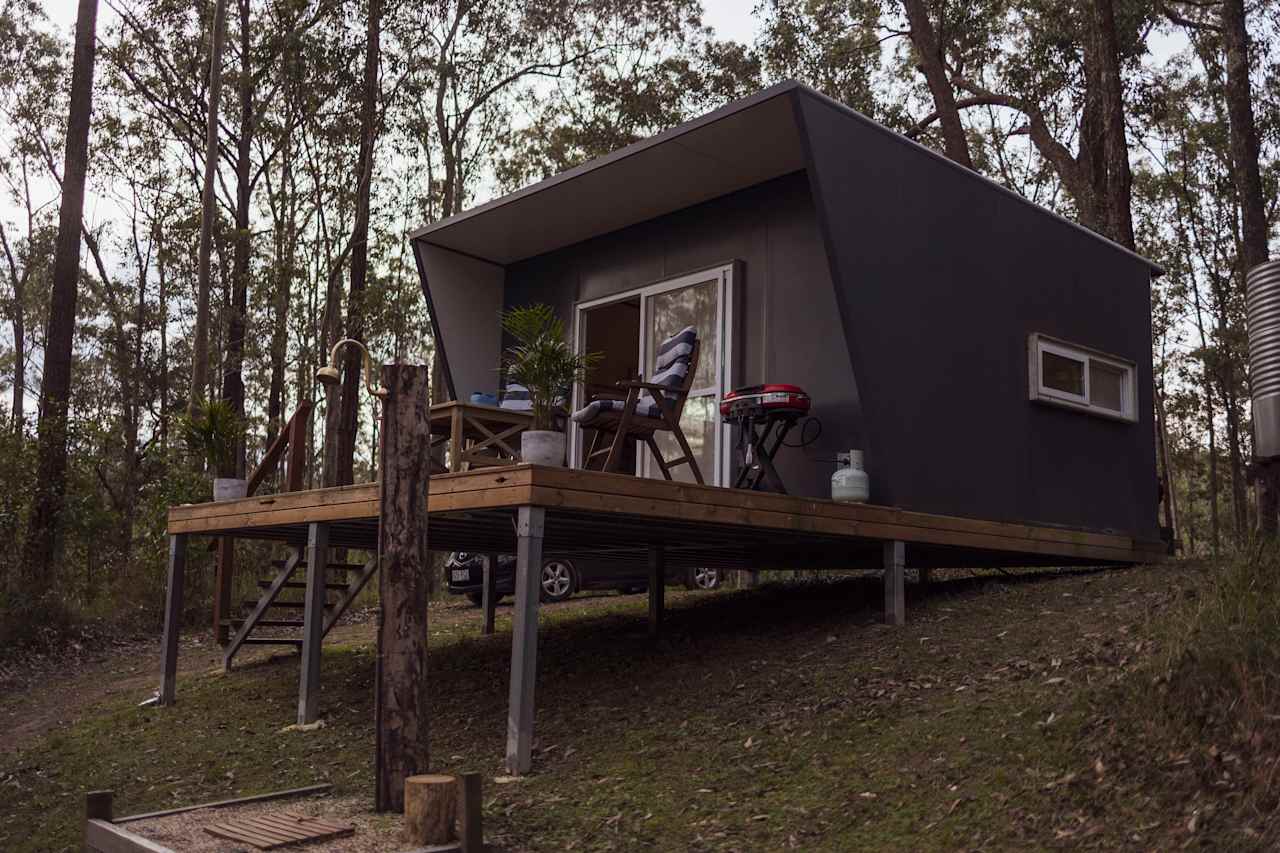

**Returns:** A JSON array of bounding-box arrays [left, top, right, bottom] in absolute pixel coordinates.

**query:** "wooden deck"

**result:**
[[168, 464, 1166, 568], [161, 464, 1164, 776]]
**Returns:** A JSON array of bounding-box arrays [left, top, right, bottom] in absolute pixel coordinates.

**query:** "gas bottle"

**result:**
[[832, 449, 870, 502]]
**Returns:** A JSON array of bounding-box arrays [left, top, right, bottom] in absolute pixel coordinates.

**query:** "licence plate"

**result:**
[[451, 569, 471, 583]]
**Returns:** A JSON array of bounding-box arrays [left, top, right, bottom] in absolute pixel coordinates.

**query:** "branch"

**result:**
[[952, 76, 1085, 195], [1157, 2, 1223, 32], [906, 95, 1009, 139]]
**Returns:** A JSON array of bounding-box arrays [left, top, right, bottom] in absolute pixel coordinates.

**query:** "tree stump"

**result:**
[[404, 774, 458, 845]]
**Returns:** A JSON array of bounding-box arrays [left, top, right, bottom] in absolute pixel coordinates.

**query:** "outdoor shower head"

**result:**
[[315, 365, 341, 387], [315, 338, 390, 399]]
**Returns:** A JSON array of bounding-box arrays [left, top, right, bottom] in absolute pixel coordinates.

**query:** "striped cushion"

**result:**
[[500, 383, 532, 411], [655, 326, 697, 371], [572, 327, 697, 425], [572, 396, 664, 423]]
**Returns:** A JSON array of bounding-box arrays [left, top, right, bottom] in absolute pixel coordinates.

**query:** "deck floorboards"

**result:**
[[167, 465, 1165, 568]]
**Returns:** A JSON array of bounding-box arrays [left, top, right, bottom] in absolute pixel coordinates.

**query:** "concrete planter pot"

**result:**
[[520, 430, 566, 467], [213, 477, 248, 502]]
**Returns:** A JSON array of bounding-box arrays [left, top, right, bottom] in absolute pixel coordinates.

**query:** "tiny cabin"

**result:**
[[411, 81, 1161, 543]]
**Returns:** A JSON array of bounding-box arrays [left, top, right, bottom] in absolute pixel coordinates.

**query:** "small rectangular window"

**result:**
[[1028, 334, 1136, 422], [1042, 351, 1085, 397]]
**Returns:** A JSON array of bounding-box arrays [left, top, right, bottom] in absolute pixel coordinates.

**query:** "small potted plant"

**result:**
[[179, 398, 246, 501], [501, 304, 599, 467]]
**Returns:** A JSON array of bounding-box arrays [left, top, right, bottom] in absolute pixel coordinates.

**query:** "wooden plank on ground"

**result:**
[[203, 813, 353, 850], [115, 784, 333, 823], [85, 819, 177, 853]]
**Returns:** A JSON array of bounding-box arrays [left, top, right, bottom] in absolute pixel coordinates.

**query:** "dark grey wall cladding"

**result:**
[[796, 92, 1159, 539], [505, 172, 864, 499]]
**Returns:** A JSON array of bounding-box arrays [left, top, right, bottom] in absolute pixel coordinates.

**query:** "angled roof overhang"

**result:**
[[409, 81, 1162, 276], [409, 81, 808, 265]]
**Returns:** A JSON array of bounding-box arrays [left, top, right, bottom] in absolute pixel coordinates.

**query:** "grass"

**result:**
[[1, 561, 1276, 851]]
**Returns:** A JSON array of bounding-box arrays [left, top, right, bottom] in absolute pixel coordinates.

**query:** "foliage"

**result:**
[[500, 304, 599, 431], [176, 398, 243, 476], [1153, 547, 1280, 744]]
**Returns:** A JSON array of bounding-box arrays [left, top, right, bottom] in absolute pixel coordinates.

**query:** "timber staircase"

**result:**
[[223, 548, 378, 668], [214, 401, 381, 670]]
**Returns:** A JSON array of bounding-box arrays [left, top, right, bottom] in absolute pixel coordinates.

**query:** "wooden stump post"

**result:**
[[159, 534, 188, 706], [506, 505, 544, 775], [85, 790, 113, 822], [458, 772, 483, 852], [403, 774, 457, 845], [883, 540, 905, 626], [376, 363, 432, 813]]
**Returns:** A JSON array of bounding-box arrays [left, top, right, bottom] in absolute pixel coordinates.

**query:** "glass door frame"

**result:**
[[569, 262, 739, 485]]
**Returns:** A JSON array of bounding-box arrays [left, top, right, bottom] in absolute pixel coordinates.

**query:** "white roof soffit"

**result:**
[[410, 83, 806, 265]]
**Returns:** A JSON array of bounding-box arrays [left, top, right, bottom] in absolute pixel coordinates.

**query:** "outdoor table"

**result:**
[[429, 401, 533, 473]]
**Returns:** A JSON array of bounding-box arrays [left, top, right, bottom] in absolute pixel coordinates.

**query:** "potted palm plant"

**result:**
[[179, 399, 246, 501], [501, 304, 599, 467]]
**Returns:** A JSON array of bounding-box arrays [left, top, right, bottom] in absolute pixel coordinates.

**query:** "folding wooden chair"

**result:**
[[572, 326, 704, 484]]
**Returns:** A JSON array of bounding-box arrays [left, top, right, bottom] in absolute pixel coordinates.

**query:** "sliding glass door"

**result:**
[[572, 264, 736, 485]]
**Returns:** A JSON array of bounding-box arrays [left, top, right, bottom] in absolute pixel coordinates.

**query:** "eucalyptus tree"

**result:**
[[19, 0, 99, 613], [0, 0, 65, 434]]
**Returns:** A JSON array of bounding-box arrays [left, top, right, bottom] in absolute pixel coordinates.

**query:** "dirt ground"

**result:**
[[3, 564, 1243, 852], [0, 591, 636, 757]]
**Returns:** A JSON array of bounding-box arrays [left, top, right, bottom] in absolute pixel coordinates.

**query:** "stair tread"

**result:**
[[271, 559, 367, 571], [241, 638, 304, 646], [257, 580, 348, 590], [241, 600, 333, 609], [230, 619, 306, 628]]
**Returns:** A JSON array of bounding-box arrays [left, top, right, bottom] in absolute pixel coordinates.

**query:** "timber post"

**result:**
[[213, 540, 233, 646], [883, 540, 905, 626], [506, 505, 545, 775], [375, 363, 432, 813], [297, 521, 329, 725], [158, 533, 188, 706], [482, 553, 498, 636], [648, 543, 665, 640]]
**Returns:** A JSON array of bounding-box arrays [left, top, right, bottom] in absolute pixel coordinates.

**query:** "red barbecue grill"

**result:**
[[720, 384, 812, 493]]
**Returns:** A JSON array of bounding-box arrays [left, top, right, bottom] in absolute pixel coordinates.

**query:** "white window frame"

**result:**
[[1028, 333, 1137, 423]]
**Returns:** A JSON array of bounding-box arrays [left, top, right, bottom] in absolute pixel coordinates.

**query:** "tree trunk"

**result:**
[[3, 255, 23, 432], [1220, 0, 1276, 534], [190, 0, 228, 415], [1220, 360, 1248, 539], [220, 0, 251, 478], [1191, 279, 1220, 555], [375, 363, 432, 813], [19, 0, 99, 606], [266, 80, 296, 446], [336, 0, 382, 486], [1221, 0, 1268, 273], [901, 0, 973, 169], [157, 232, 170, 449], [1089, 0, 1135, 249]]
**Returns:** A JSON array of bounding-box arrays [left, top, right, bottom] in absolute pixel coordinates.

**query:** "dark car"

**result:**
[[446, 551, 721, 605]]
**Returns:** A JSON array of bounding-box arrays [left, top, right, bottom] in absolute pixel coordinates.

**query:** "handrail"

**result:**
[[214, 400, 313, 645], [247, 401, 313, 496]]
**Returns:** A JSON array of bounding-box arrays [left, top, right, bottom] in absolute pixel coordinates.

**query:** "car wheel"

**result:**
[[539, 560, 576, 603], [687, 566, 721, 590], [466, 592, 484, 608]]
